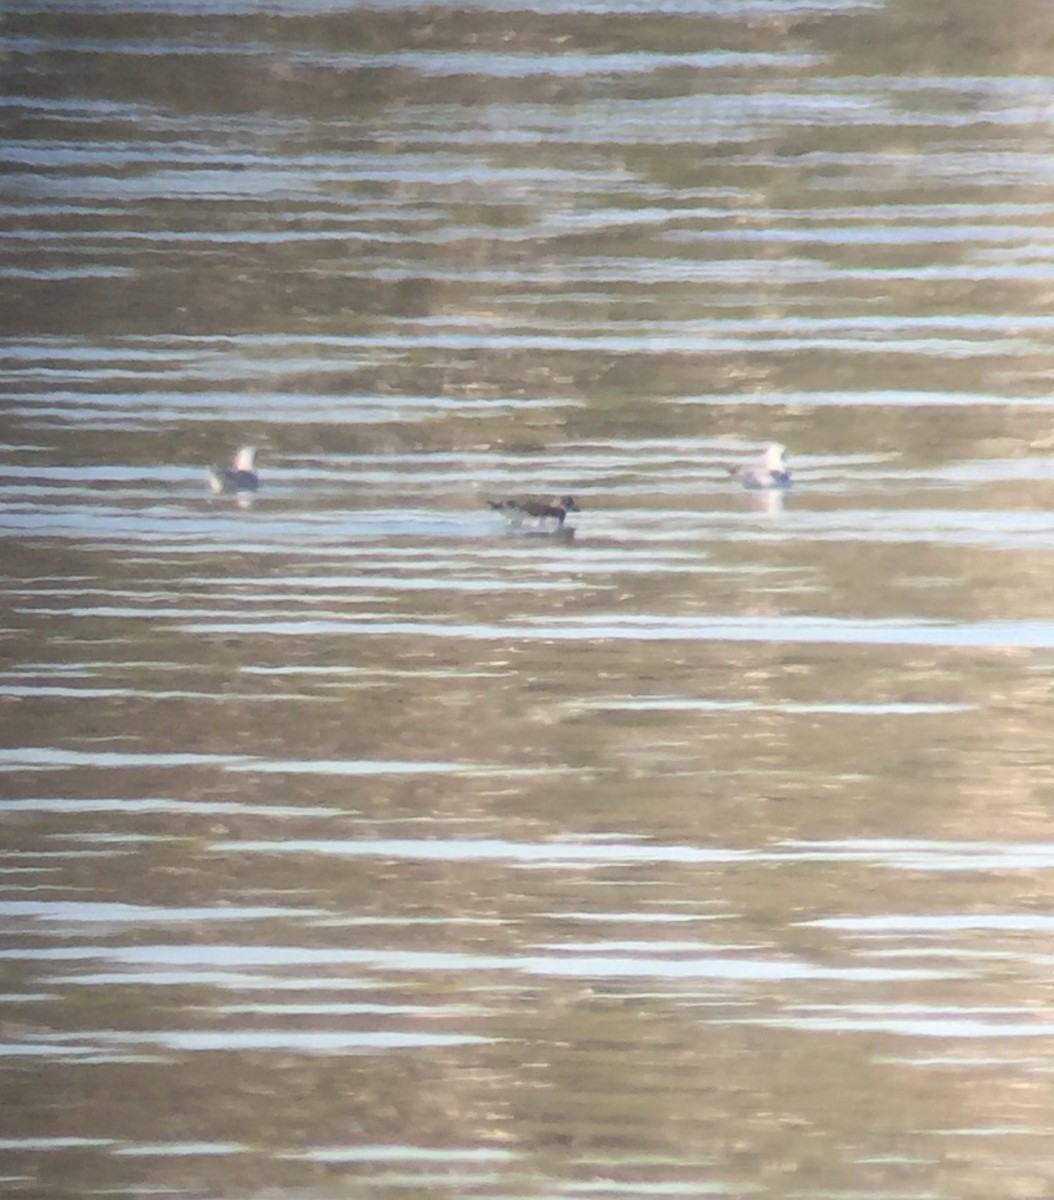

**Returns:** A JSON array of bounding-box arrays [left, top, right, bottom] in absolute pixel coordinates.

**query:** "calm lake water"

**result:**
[[6, 1, 1054, 1197]]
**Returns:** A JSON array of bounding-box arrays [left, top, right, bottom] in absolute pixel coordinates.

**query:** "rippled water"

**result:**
[[6, 2, 1054, 1198]]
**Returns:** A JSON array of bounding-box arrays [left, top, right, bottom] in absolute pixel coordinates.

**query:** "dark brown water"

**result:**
[[6, 2, 1054, 1197]]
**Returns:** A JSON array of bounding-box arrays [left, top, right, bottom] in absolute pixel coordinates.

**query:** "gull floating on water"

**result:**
[[207, 446, 259, 494], [726, 443, 792, 490], [487, 494, 580, 527]]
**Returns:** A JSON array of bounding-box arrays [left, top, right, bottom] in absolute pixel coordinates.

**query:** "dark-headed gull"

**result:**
[[487, 494, 580, 526]]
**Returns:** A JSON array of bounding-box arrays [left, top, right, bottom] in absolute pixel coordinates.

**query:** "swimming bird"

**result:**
[[207, 446, 258, 494], [487, 495, 580, 526], [727, 443, 792, 490]]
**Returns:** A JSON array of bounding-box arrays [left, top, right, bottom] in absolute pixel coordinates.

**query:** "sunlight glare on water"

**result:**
[[6, 1, 1054, 1198]]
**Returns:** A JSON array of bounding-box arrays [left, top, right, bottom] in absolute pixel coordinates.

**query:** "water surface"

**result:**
[[5, 2, 1054, 1198]]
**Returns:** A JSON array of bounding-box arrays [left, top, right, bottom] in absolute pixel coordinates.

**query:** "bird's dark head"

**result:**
[[557, 496, 580, 512]]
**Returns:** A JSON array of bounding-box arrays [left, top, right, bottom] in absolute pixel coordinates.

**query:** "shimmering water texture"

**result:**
[[6, 2, 1054, 1199]]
